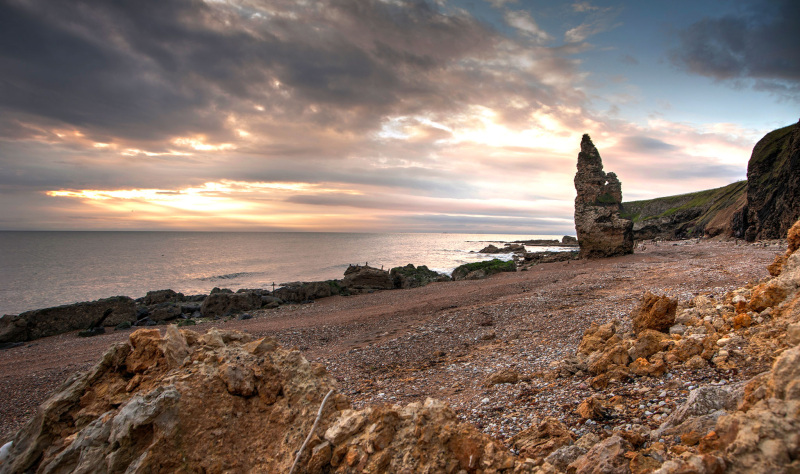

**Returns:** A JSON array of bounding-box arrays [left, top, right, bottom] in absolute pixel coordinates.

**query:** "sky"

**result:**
[[0, 0, 798, 234]]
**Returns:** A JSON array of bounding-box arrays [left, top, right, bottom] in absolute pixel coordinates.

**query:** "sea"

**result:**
[[0, 231, 570, 316]]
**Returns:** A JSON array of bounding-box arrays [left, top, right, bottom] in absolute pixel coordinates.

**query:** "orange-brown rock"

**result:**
[[1, 328, 518, 473], [575, 396, 609, 421], [628, 329, 672, 361], [629, 357, 667, 377], [510, 417, 575, 461], [732, 312, 753, 330], [749, 280, 790, 313], [631, 291, 678, 335], [768, 254, 788, 277]]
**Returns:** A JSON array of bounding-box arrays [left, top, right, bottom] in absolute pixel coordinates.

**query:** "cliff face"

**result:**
[[573, 134, 634, 258], [739, 120, 800, 241], [621, 181, 747, 241]]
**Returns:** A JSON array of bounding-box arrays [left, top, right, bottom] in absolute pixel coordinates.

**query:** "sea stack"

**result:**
[[573, 134, 634, 258]]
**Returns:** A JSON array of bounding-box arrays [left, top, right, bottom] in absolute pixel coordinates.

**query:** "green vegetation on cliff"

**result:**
[[621, 180, 746, 240]]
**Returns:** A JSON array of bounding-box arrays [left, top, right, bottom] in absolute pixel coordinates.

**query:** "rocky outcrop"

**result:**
[[200, 290, 263, 318], [389, 264, 449, 289], [274, 281, 337, 303], [341, 265, 393, 292], [739, 119, 800, 241], [573, 134, 634, 258], [451, 258, 516, 281], [0, 327, 519, 473], [0, 296, 135, 343]]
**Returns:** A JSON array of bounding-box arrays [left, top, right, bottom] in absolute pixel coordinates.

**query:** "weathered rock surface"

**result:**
[[631, 292, 678, 335], [0, 296, 135, 343], [342, 265, 393, 292], [574, 134, 634, 259], [389, 263, 449, 289], [274, 281, 336, 303], [200, 290, 263, 318], [740, 119, 800, 241], [0, 327, 520, 473]]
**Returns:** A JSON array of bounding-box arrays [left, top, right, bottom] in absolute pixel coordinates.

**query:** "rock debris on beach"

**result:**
[[1, 234, 798, 472]]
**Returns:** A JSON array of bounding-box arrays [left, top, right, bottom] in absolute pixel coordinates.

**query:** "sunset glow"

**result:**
[[0, 0, 797, 232]]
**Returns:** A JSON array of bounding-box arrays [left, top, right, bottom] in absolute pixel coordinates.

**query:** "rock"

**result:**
[[479, 244, 502, 253], [546, 445, 587, 472], [389, 264, 448, 289], [200, 290, 262, 317], [568, 434, 632, 474], [711, 346, 800, 473], [654, 384, 742, 441], [575, 396, 609, 421], [573, 134, 634, 259], [451, 259, 516, 281], [629, 329, 672, 361], [341, 265, 393, 291], [2, 328, 516, 474], [562, 235, 578, 244], [274, 281, 336, 303], [142, 289, 185, 305], [510, 417, 575, 460], [740, 119, 800, 241], [0, 296, 136, 343], [148, 302, 183, 322], [631, 292, 678, 335], [485, 368, 520, 386]]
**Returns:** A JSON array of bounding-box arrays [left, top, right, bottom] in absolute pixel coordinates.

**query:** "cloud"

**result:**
[[504, 10, 552, 44], [670, 0, 800, 99], [564, 2, 619, 43]]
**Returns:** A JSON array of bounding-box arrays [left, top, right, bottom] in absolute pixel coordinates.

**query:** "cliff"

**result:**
[[739, 120, 800, 241]]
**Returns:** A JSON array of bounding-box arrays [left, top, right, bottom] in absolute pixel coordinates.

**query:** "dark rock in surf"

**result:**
[[390, 264, 449, 289], [273, 281, 336, 304], [342, 265, 393, 292]]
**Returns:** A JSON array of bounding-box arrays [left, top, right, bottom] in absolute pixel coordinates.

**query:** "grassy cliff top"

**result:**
[[621, 180, 746, 225]]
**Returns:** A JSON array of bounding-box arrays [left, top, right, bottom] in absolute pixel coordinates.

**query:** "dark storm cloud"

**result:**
[[0, 0, 502, 142], [670, 0, 800, 97]]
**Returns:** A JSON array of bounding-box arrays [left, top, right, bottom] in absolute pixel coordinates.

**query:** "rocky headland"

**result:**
[[622, 119, 800, 242]]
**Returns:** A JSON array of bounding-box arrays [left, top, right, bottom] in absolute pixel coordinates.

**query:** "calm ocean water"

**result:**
[[0, 231, 569, 315]]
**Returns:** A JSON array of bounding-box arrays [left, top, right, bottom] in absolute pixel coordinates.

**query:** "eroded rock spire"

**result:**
[[574, 134, 634, 258]]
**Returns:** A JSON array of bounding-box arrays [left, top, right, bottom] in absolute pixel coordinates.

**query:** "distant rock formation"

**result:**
[[573, 134, 634, 258], [740, 118, 800, 241]]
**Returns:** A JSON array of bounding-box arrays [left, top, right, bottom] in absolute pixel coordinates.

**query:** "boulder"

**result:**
[[141, 289, 184, 305], [479, 244, 502, 253], [200, 291, 262, 318], [341, 265, 393, 291], [573, 134, 634, 259], [274, 281, 336, 303], [1, 328, 519, 473], [631, 292, 677, 335], [0, 296, 136, 343], [562, 235, 578, 244], [510, 417, 575, 460], [389, 264, 448, 289], [567, 434, 632, 474], [451, 259, 516, 281]]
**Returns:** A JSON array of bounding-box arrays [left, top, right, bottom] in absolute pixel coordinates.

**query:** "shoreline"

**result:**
[[0, 238, 784, 444]]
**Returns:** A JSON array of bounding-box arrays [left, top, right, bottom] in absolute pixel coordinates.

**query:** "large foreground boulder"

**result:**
[[0, 327, 519, 473], [573, 134, 634, 259], [0, 296, 135, 343]]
